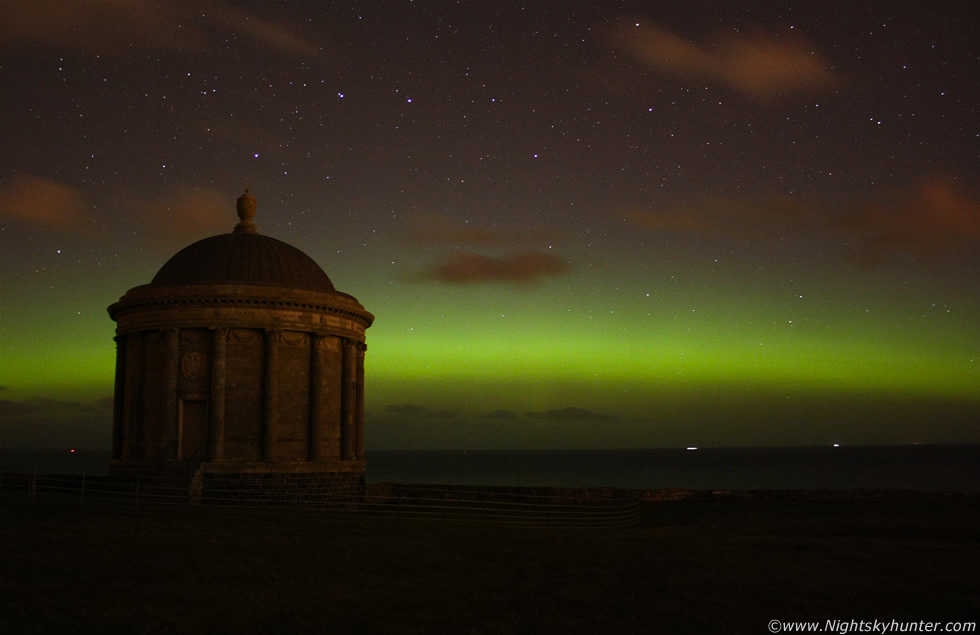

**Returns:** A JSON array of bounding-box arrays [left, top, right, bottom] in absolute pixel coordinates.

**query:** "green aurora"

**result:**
[[1, 1, 978, 450]]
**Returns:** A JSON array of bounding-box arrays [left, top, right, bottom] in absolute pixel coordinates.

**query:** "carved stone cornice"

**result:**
[[108, 284, 374, 329]]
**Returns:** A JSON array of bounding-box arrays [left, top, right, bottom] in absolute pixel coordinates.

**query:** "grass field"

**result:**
[[1, 493, 977, 634]]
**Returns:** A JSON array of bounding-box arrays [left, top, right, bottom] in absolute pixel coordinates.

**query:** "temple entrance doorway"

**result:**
[[179, 399, 209, 461]]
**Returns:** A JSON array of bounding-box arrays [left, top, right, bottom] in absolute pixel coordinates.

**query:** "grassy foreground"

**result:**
[[1, 493, 977, 634]]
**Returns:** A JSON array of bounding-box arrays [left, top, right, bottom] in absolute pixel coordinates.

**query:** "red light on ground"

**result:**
[[69, 449, 76, 453]]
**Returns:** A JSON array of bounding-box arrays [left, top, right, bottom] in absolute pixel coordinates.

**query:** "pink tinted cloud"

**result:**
[[216, 5, 319, 57], [0, 175, 88, 230], [625, 194, 816, 240], [625, 177, 979, 265], [133, 185, 232, 242], [612, 20, 836, 100], [0, 0, 317, 56], [0, 176, 235, 242], [842, 177, 980, 265]]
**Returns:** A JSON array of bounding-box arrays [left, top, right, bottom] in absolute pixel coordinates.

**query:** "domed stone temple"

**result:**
[[107, 190, 374, 499]]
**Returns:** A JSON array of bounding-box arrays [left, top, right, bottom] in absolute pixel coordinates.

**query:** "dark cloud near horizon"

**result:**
[[526, 407, 615, 422], [420, 251, 572, 284], [385, 405, 426, 416], [479, 409, 520, 420], [1, 397, 113, 418], [385, 405, 614, 422], [403, 215, 571, 285], [1, 399, 39, 417], [385, 405, 458, 419], [0, 397, 113, 448]]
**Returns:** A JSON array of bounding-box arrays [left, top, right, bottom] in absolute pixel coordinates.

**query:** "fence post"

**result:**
[[81, 472, 86, 507], [30, 469, 36, 505], [135, 474, 140, 508]]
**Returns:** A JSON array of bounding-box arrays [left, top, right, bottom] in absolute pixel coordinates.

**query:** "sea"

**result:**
[[2, 445, 978, 492]]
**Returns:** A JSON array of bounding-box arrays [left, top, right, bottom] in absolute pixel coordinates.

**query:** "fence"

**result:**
[[0, 471, 641, 529]]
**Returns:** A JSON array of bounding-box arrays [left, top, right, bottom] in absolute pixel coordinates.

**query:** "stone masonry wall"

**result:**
[[202, 470, 364, 506]]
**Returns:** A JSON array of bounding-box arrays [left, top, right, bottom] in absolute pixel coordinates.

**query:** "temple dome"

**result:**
[[151, 232, 336, 293], [149, 189, 336, 293]]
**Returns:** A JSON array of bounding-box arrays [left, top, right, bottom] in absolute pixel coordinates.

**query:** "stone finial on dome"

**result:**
[[234, 188, 258, 234]]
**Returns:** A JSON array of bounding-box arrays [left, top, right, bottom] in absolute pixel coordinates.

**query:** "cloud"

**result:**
[[0, 1, 179, 53], [385, 404, 426, 417], [0, 399, 39, 417], [838, 177, 980, 265], [385, 405, 458, 419], [624, 176, 980, 266], [133, 185, 232, 241], [0, 178, 249, 243], [479, 409, 520, 420], [421, 251, 571, 284], [214, 5, 319, 57], [526, 407, 615, 422], [0, 0, 317, 57], [0, 396, 113, 448], [625, 193, 816, 241], [1, 397, 113, 418], [386, 405, 428, 417], [0, 175, 89, 231], [611, 20, 836, 101], [401, 216, 569, 284]]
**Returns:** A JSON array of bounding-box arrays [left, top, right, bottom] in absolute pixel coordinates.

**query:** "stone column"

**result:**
[[308, 333, 325, 461], [340, 338, 356, 460], [111, 335, 126, 460], [355, 342, 366, 459], [209, 327, 228, 461], [262, 329, 280, 461], [164, 328, 180, 459], [122, 332, 144, 459]]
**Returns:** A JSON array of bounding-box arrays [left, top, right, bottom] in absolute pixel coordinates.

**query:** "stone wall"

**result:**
[[116, 326, 363, 466], [0, 469, 366, 507], [225, 328, 264, 460], [141, 330, 167, 457], [201, 470, 365, 506], [276, 331, 311, 460]]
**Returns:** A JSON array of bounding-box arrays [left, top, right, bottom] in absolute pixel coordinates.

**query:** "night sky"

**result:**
[[1, 1, 977, 450]]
